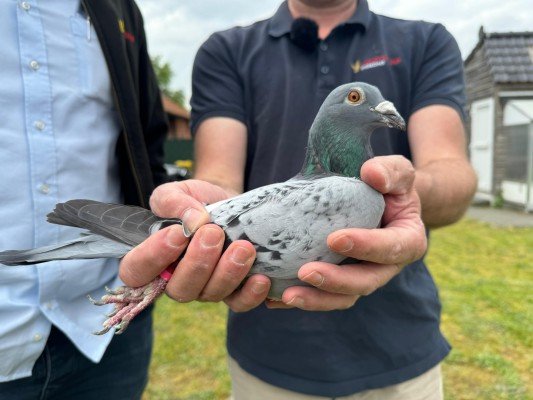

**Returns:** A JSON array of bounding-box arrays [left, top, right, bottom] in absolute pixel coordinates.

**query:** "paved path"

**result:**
[[466, 206, 533, 228]]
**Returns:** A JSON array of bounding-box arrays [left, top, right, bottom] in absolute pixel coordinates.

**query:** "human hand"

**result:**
[[119, 180, 270, 308], [267, 155, 427, 311]]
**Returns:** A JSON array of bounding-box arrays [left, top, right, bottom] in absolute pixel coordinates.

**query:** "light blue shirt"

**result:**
[[0, 0, 124, 381]]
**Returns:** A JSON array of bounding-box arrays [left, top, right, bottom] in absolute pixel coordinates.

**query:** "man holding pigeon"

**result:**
[[123, 0, 477, 398]]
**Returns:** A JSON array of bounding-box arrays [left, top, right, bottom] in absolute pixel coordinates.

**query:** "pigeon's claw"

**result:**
[[104, 285, 126, 295], [90, 276, 168, 335]]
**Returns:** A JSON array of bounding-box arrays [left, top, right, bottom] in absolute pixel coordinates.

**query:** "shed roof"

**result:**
[[465, 27, 533, 83]]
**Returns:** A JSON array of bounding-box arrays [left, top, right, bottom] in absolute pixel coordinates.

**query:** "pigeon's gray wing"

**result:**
[[0, 199, 180, 266], [209, 176, 385, 281], [47, 199, 179, 246]]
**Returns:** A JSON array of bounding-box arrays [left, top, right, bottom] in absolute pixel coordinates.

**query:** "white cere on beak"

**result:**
[[371, 100, 406, 130], [374, 101, 398, 115]]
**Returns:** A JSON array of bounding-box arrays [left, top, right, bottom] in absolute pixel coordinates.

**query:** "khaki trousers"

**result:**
[[229, 357, 443, 400]]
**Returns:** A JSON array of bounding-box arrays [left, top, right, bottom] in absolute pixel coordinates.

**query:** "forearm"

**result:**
[[414, 157, 477, 228], [193, 117, 248, 197]]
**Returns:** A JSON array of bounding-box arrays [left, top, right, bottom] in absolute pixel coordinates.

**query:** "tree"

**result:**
[[151, 55, 186, 107]]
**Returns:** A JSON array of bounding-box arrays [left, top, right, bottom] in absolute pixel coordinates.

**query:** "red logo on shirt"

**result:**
[[118, 19, 135, 43], [351, 55, 401, 73]]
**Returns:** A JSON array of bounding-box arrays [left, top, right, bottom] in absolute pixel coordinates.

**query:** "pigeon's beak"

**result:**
[[371, 101, 406, 131]]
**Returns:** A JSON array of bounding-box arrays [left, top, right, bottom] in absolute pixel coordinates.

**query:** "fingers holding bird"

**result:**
[[266, 261, 399, 311], [361, 155, 416, 195], [119, 179, 265, 310], [327, 224, 426, 268], [120, 223, 258, 304], [119, 224, 189, 288], [357, 154, 427, 267], [267, 284, 360, 311], [163, 224, 224, 302], [149, 180, 231, 234], [224, 274, 271, 312], [167, 236, 256, 303]]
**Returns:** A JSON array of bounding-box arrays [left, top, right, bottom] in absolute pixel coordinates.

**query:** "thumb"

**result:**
[[149, 180, 229, 235], [361, 156, 415, 195]]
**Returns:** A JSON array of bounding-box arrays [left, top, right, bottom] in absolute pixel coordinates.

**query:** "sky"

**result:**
[[136, 0, 532, 102]]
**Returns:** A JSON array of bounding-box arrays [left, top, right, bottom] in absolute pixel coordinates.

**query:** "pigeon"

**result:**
[[0, 82, 406, 334]]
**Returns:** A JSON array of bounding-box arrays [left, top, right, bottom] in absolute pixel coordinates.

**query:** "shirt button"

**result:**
[[33, 333, 42, 342], [29, 60, 40, 71], [39, 184, 50, 194], [20, 2, 31, 11], [34, 120, 45, 131], [320, 65, 330, 74], [45, 302, 54, 310], [319, 42, 328, 51]]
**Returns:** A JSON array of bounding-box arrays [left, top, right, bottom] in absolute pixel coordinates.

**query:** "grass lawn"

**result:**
[[143, 218, 532, 400]]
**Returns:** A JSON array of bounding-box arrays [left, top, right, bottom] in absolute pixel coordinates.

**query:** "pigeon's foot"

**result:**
[[88, 276, 167, 335]]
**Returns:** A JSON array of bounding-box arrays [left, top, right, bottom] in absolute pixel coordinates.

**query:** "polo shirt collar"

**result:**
[[268, 0, 371, 37]]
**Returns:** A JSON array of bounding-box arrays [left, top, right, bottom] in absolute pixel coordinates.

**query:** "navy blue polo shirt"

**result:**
[[191, 0, 465, 396]]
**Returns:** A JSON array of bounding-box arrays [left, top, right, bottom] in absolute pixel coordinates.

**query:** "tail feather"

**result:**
[[0, 235, 132, 266], [0, 199, 182, 267], [46, 211, 77, 228]]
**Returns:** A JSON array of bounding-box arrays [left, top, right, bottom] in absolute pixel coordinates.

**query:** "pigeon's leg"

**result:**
[[113, 279, 168, 334], [88, 286, 146, 305], [93, 303, 138, 335], [90, 265, 175, 335]]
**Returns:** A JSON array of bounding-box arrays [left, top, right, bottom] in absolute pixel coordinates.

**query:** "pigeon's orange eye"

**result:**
[[347, 90, 362, 104]]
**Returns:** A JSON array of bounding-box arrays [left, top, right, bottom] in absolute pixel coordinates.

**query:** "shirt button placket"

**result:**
[[38, 184, 50, 195], [317, 40, 330, 90], [34, 120, 45, 131], [29, 60, 40, 71], [319, 40, 330, 75]]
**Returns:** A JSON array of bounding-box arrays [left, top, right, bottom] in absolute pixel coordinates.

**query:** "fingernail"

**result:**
[[286, 296, 304, 308], [330, 236, 354, 253], [182, 208, 205, 234], [302, 271, 324, 287], [231, 246, 252, 265], [252, 281, 267, 295], [200, 227, 222, 248], [166, 226, 184, 248]]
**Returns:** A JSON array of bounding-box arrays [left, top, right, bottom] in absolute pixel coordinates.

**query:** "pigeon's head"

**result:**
[[315, 82, 406, 131], [303, 82, 405, 178]]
